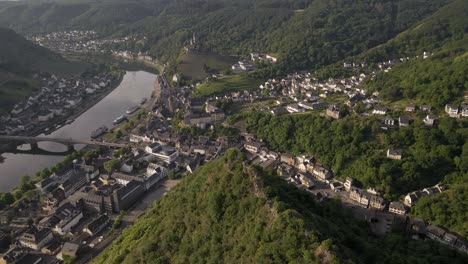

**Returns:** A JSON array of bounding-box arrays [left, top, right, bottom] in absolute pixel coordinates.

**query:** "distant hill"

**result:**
[[93, 150, 467, 264], [0, 27, 86, 75], [357, 0, 468, 107], [0, 0, 458, 74], [361, 0, 468, 62], [0, 27, 88, 113], [313, 0, 466, 80]]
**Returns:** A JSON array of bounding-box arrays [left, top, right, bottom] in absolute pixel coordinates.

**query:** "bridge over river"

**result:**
[[0, 135, 129, 152]]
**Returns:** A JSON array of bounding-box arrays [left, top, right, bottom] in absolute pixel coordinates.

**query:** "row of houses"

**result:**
[[0, 72, 114, 135], [242, 138, 468, 255], [404, 184, 446, 207]]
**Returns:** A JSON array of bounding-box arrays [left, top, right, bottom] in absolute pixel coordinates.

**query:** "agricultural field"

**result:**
[[194, 74, 263, 97], [177, 53, 236, 81]]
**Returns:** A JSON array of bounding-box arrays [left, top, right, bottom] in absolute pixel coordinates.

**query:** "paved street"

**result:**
[[123, 179, 181, 223]]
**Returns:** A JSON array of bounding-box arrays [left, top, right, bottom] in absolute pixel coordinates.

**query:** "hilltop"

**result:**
[[93, 150, 467, 264]]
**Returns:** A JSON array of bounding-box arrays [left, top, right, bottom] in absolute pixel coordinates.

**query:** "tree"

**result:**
[[0, 193, 15, 208], [19, 176, 34, 192], [115, 130, 123, 139], [104, 159, 121, 173]]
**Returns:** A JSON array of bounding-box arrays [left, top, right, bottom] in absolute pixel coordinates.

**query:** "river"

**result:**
[[0, 71, 157, 192]]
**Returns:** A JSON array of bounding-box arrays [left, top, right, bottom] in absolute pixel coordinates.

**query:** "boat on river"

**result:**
[[113, 115, 127, 125], [91, 126, 108, 138], [126, 105, 140, 114]]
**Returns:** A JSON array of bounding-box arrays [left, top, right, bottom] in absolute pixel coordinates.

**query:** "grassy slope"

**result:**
[[93, 150, 467, 264], [177, 53, 236, 81]]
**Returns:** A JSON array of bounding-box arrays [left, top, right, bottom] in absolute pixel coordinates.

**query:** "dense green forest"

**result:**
[[364, 41, 467, 108], [0, 0, 462, 75], [93, 150, 467, 264], [229, 113, 468, 200], [412, 183, 468, 239], [361, 0, 467, 62]]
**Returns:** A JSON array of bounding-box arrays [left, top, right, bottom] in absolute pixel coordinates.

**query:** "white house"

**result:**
[[18, 227, 53, 250], [423, 114, 437, 126], [387, 148, 402, 160], [445, 104, 459, 117], [389, 202, 406, 215], [286, 103, 301, 113], [372, 106, 388, 115], [38, 111, 54, 122]]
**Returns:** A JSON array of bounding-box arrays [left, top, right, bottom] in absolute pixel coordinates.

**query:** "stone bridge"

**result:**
[[0, 135, 129, 152]]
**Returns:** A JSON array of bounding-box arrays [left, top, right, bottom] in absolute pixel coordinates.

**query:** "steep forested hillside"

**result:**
[[365, 46, 467, 108], [0, 27, 87, 112], [311, 0, 467, 79], [0, 27, 86, 74], [0, 0, 458, 74], [362, 0, 468, 61], [412, 184, 468, 239], [93, 150, 467, 263]]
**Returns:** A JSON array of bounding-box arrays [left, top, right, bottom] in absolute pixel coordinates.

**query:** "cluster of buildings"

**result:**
[[231, 52, 278, 72], [404, 217, 468, 254], [112, 51, 155, 63], [231, 61, 257, 72], [241, 135, 467, 254], [28, 30, 100, 53], [403, 184, 446, 207], [344, 51, 432, 70], [183, 98, 226, 129], [259, 72, 368, 101], [28, 31, 149, 57], [250, 53, 277, 63], [377, 101, 468, 132], [0, 71, 245, 261], [0, 73, 115, 136], [0, 150, 173, 263]]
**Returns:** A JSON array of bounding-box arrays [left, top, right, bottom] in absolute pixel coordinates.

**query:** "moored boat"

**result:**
[[91, 126, 108, 138], [126, 105, 140, 114], [113, 115, 127, 125]]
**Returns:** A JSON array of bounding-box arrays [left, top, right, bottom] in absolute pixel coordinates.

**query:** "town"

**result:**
[[1, 28, 468, 264], [0, 54, 466, 262], [28, 31, 156, 65], [0, 72, 120, 140]]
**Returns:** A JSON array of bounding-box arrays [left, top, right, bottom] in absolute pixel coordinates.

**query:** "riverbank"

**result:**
[[0, 71, 157, 191], [0, 71, 124, 153]]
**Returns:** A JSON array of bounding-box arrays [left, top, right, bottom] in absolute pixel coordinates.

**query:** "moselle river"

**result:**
[[0, 71, 157, 192]]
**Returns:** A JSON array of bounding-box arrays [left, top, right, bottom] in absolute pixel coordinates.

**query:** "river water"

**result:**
[[0, 71, 157, 192]]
